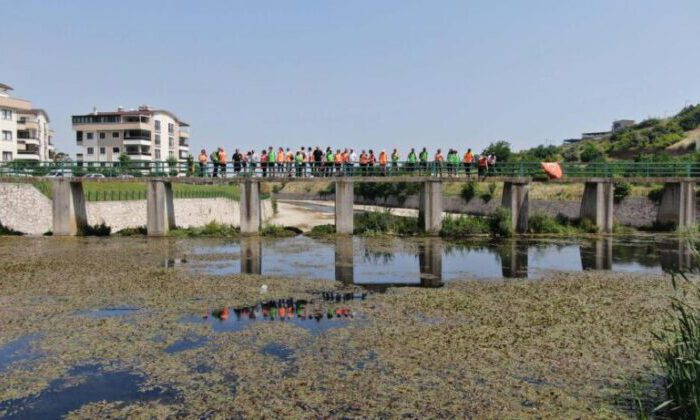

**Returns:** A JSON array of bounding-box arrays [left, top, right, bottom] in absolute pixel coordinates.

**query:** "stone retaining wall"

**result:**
[[276, 192, 665, 227], [0, 183, 273, 235]]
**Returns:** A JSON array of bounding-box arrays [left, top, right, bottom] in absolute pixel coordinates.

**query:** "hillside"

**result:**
[[515, 104, 700, 162]]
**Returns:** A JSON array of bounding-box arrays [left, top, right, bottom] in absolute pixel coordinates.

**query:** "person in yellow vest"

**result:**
[[198, 149, 208, 177], [218, 147, 228, 178]]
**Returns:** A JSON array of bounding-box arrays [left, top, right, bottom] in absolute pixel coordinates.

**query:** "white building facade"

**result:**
[[0, 83, 55, 162], [72, 105, 190, 164]]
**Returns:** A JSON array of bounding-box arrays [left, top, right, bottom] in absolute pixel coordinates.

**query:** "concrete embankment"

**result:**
[[275, 192, 666, 227], [0, 183, 273, 235]]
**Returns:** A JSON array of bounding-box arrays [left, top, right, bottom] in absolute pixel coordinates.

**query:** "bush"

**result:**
[[84, 222, 111, 236], [460, 182, 480, 203], [116, 226, 147, 236], [528, 213, 566, 234], [261, 224, 301, 237], [355, 182, 420, 204], [170, 221, 239, 237], [488, 208, 512, 237], [354, 211, 419, 235], [319, 183, 335, 197], [648, 187, 665, 204], [614, 182, 631, 203], [0, 222, 23, 236], [307, 224, 336, 237], [480, 183, 497, 203], [440, 215, 489, 237]]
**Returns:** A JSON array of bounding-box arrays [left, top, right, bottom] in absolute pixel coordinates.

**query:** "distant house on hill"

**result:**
[[563, 119, 636, 144]]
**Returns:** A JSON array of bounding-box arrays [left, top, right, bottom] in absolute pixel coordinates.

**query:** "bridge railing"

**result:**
[[1, 160, 699, 179]]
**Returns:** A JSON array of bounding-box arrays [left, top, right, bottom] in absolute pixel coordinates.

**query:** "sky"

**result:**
[[2, 0, 699, 157]]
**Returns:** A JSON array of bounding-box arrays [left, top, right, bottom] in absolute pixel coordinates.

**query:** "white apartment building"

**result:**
[[0, 83, 55, 162], [72, 105, 190, 163]]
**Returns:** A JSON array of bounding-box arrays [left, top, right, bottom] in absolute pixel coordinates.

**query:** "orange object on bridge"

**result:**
[[541, 162, 563, 180]]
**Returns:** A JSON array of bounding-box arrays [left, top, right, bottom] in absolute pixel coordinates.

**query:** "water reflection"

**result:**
[[190, 235, 698, 286], [580, 237, 613, 271], [240, 236, 262, 275], [499, 239, 529, 278]]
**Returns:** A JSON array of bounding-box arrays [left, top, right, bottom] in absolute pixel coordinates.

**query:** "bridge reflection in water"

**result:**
[[231, 235, 697, 287]]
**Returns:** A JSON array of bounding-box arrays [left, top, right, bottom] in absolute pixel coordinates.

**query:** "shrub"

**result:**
[[460, 182, 479, 203], [83, 222, 111, 236], [440, 215, 489, 237], [261, 224, 301, 237], [170, 221, 240, 237], [319, 183, 335, 197], [116, 226, 147, 236], [354, 211, 419, 235], [307, 224, 336, 237], [0, 222, 23, 236], [614, 182, 632, 203], [480, 183, 497, 203], [488, 208, 512, 237], [648, 187, 665, 204], [528, 213, 566, 234]]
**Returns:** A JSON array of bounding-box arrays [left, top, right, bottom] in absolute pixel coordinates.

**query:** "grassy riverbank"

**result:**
[[0, 237, 675, 417]]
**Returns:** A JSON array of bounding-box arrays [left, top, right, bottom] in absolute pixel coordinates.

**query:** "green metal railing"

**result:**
[[2, 160, 700, 179]]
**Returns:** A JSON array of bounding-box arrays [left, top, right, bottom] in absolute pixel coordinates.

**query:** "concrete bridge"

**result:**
[[3, 174, 696, 236]]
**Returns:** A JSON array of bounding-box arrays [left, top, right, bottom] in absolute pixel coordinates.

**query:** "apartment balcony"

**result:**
[[179, 150, 190, 160], [17, 135, 40, 146], [123, 129, 152, 146], [17, 119, 39, 131], [17, 146, 41, 161], [178, 139, 189, 148], [179, 129, 190, 139]]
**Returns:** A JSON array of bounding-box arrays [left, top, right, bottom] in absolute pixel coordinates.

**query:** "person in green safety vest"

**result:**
[[419, 147, 429, 174], [295, 150, 303, 177], [209, 148, 220, 177], [407, 148, 417, 173], [325, 147, 334, 177], [267, 147, 276, 176], [391, 148, 400, 175]]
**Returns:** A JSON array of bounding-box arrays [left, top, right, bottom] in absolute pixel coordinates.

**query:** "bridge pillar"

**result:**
[[52, 179, 88, 236], [501, 181, 529, 233], [418, 180, 443, 235], [147, 180, 175, 236], [580, 181, 614, 233], [499, 239, 529, 278], [335, 180, 354, 234], [657, 181, 696, 228], [581, 237, 613, 270], [240, 180, 261, 234]]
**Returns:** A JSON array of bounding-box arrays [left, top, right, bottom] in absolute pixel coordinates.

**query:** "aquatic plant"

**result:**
[[353, 211, 419, 236], [261, 224, 301, 237], [169, 221, 240, 237], [306, 224, 336, 237], [115, 226, 148, 236], [83, 222, 111, 237]]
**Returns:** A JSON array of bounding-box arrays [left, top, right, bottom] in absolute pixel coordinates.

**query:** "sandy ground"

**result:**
[[267, 199, 464, 231]]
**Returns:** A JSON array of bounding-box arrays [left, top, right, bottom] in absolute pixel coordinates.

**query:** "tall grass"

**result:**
[[440, 215, 489, 237], [353, 211, 419, 235], [651, 268, 700, 418]]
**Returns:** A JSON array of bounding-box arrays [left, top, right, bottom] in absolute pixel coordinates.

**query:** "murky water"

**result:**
[[185, 235, 696, 289]]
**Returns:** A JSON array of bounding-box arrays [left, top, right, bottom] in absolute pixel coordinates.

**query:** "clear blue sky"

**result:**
[[2, 0, 699, 157]]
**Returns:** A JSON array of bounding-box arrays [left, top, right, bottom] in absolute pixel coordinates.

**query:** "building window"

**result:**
[[2, 151, 12, 161], [112, 132, 119, 138], [2, 131, 12, 141], [113, 147, 120, 153], [154, 149, 161, 159], [86, 132, 94, 140], [87, 147, 94, 154], [169, 151, 175, 159], [155, 134, 161, 145], [168, 136, 174, 147], [99, 132, 106, 139], [154, 120, 161, 132], [76, 131, 83, 142], [100, 147, 106, 155], [1, 109, 12, 120], [168, 123, 174, 134]]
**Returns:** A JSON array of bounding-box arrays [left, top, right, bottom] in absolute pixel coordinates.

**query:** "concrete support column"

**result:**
[[147, 180, 175, 236], [240, 180, 261, 234], [335, 180, 354, 234], [500, 239, 529, 278], [581, 238, 613, 271], [52, 179, 88, 236], [334, 235, 354, 283], [657, 181, 696, 228], [580, 181, 614, 233], [501, 181, 530, 233], [418, 180, 443, 235]]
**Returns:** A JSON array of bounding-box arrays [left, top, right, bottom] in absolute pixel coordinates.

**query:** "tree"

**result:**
[[580, 143, 603, 162], [482, 141, 512, 162]]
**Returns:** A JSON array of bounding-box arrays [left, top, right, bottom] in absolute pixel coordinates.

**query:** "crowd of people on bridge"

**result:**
[[194, 146, 499, 179]]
